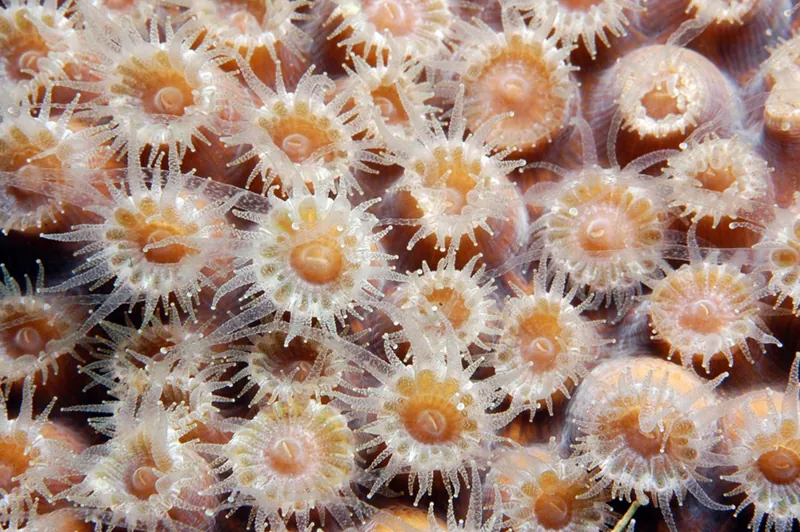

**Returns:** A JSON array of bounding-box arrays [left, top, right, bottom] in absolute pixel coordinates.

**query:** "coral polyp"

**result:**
[[531, 163, 670, 315], [212, 185, 397, 340], [593, 44, 738, 165], [570, 357, 732, 531], [381, 85, 526, 263], [57, 390, 218, 532], [721, 355, 800, 532], [663, 135, 772, 229], [222, 60, 379, 196], [0, 0, 79, 104], [219, 321, 347, 405], [0, 262, 84, 387], [0, 377, 78, 512], [0, 94, 87, 235], [65, 5, 238, 160], [182, 0, 311, 86], [520, 0, 642, 59], [200, 397, 366, 532], [389, 249, 499, 355], [645, 257, 778, 370], [42, 147, 239, 334], [754, 198, 800, 314], [336, 330, 518, 503], [327, 0, 452, 62], [494, 267, 611, 415], [491, 442, 616, 531], [446, 4, 577, 153]]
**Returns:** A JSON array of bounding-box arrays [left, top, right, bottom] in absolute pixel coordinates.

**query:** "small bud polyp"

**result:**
[[648, 261, 776, 370], [264, 115, 335, 165], [390, 251, 498, 354]]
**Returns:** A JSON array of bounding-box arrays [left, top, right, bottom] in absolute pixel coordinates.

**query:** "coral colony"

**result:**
[[9, 1, 800, 532]]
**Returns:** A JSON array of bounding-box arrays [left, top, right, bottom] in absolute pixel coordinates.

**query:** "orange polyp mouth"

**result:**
[[112, 205, 200, 265], [364, 0, 419, 37], [517, 310, 562, 372], [772, 247, 800, 269], [757, 447, 800, 485], [577, 207, 628, 252], [678, 298, 724, 334], [422, 151, 481, 216], [265, 436, 309, 476], [534, 491, 573, 530], [289, 237, 345, 285], [0, 310, 63, 359], [264, 116, 336, 165], [695, 167, 737, 193], [371, 85, 408, 125], [116, 53, 195, 117], [641, 85, 682, 120], [129, 464, 160, 499], [616, 411, 664, 458], [397, 372, 464, 445], [421, 286, 470, 330]]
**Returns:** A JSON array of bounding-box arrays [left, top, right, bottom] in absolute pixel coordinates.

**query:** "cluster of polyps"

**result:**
[[570, 357, 732, 532]]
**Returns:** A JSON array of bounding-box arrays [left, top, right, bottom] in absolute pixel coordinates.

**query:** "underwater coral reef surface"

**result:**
[[3, 0, 800, 530]]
